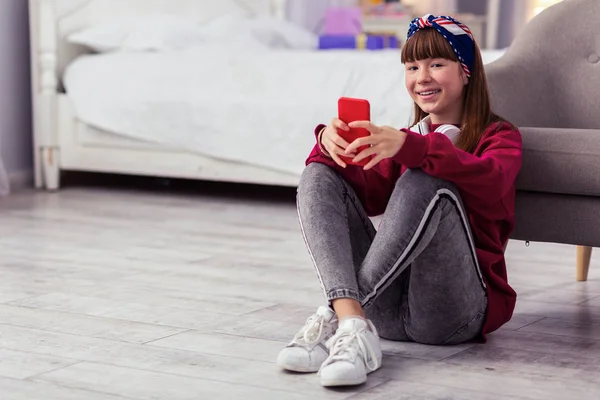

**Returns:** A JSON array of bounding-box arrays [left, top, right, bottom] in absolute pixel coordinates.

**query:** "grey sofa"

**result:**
[[485, 0, 600, 281]]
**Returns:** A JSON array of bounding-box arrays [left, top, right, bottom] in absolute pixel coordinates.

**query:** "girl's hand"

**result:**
[[320, 118, 355, 168], [345, 121, 407, 170]]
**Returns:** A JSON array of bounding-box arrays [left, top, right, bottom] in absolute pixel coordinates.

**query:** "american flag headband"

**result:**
[[406, 14, 475, 78]]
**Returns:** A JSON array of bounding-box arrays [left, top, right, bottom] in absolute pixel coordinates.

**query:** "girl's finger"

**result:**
[[348, 120, 378, 133], [331, 134, 351, 150], [330, 151, 347, 168], [345, 136, 376, 154], [353, 146, 378, 163], [323, 138, 349, 163], [323, 127, 350, 148], [332, 119, 350, 131], [363, 154, 384, 171], [324, 139, 348, 168]]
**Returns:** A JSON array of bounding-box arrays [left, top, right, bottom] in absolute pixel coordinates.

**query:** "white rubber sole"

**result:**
[[320, 375, 367, 387], [277, 361, 321, 373], [320, 357, 383, 387]]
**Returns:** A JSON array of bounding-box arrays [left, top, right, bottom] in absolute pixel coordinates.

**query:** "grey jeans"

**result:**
[[297, 163, 488, 345]]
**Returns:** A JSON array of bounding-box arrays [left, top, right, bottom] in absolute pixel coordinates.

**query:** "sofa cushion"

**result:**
[[516, 127, 600, 196]]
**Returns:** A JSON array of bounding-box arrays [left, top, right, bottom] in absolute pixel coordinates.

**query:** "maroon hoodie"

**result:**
[[306, 121, 523, 338]]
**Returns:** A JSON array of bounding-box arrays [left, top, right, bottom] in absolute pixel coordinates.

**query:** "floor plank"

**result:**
[[34, 362, 325, 400], [0, 348, 80, 380], [371, 355, 600, 400], [0, 376, 134, 400], [0, 304, 187, 344]]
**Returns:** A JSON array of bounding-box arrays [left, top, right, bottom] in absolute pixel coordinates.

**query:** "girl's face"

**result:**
[[405, 57, 468, 124]]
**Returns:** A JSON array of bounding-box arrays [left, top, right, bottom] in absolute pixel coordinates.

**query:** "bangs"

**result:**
[[401, 28, 458, 63]]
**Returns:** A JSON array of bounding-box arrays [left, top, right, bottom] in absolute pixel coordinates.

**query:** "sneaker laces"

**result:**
[[320, 328, 380, 372], [290, 314, 328, 346]]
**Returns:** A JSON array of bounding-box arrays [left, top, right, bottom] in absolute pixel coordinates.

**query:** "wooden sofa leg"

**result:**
[[576, 246, 592, 281]]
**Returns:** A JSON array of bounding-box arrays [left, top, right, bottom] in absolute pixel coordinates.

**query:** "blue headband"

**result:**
[[407, 14, 475, 78]]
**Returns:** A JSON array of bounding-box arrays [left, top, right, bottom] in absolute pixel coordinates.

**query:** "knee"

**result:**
[[298, 163, 341, 197], [394, 169, 459, 200], [397, 169, 453, 191]]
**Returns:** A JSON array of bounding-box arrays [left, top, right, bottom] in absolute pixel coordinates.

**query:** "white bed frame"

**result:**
[[28, 0, 299, 191]]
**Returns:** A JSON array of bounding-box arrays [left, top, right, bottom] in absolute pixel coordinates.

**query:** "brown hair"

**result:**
[[401, 28, 506, 153]]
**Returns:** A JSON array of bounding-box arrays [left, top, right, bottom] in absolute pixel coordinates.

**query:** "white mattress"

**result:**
[[63, 46, 506, 175]]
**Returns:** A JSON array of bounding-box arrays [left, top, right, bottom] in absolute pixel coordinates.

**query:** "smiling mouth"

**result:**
[[418, 89, 441, 96]]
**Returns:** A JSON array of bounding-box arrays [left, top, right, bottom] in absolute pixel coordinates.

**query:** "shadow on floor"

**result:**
[[59, 171, 298, 204]]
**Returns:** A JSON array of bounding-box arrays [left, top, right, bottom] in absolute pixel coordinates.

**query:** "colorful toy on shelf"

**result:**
[[363, 1, 407, 17], [318, 4, 400, 51], [318, 33, 399, 50], [322, 7, 363, 35]]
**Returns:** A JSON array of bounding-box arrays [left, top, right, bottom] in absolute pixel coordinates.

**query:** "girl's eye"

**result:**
[[407, 66, 418, 71], [432, 63, 444, 68]]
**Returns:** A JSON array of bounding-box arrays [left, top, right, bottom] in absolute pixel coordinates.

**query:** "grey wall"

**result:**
[[457, 0, 487, 15], [497, 0, 519, 48], [0, 0, 33, 179], [457, 0, 522, 49]]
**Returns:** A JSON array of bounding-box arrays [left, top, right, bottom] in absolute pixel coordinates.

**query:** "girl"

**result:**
[[277, 14, 522, 387]]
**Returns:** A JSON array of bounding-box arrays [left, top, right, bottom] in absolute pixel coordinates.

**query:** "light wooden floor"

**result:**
[[1, 182, 600, 399]]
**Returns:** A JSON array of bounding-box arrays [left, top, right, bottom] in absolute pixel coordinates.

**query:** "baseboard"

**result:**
[[8, 169, 33, 192]]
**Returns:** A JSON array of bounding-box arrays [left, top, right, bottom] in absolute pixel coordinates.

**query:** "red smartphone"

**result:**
[[337, 97, 371, 166]]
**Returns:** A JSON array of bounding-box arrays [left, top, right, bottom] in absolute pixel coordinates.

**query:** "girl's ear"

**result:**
[[461, 69, 469, 85]]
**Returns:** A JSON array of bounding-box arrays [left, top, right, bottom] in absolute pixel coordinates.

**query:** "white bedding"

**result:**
[[63, 47, 506, 176]]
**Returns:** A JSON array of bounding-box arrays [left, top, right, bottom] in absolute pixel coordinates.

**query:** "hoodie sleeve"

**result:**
[[305, 124, 399, 216], [393, 122, 523, 203]]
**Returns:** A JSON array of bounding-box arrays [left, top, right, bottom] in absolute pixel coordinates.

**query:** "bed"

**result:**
[[29, 0, 506, 190]]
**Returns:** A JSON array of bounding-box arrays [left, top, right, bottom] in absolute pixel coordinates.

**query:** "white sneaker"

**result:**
[[276, 306, 338, 372], [318, 317, 383, 387]]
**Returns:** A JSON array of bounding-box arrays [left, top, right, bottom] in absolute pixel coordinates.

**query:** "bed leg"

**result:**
[[33, 144, 43, 189], [41, 146, 60, 191]]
